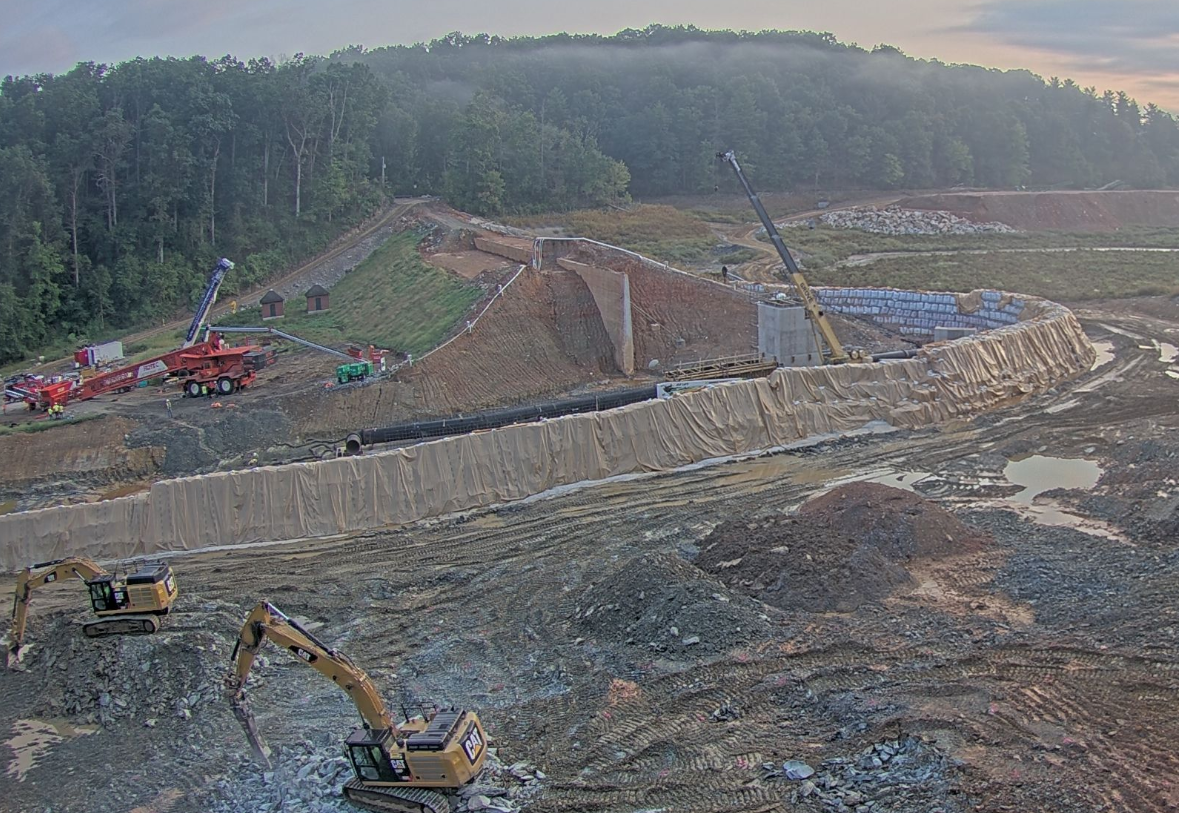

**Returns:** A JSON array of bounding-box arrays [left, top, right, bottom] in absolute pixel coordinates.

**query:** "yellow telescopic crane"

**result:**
[[8, 557, 178, 667], [717, 149, 852, 364], [225, 601, 488, 813]]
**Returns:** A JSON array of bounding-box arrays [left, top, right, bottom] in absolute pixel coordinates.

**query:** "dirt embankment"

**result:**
[[0, 417, 164, 505], [406, 267, 617, 412], [696, 482, 989, 612], [896, 190, 1179, 232], [569, 244, 760, 367], [283, 267, 620, 436]]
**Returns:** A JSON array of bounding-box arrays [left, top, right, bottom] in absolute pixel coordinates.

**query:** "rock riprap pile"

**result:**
[[571, 552, 776, 656], [24, 617, 227, 728], [205, 742, 540, 813], [769, 736, 966, 812], [786, 206, 1017, 235]]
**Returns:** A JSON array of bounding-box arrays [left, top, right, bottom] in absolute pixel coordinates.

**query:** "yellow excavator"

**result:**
[[225, 602, 488, 813], [8, 557, 178, 667]]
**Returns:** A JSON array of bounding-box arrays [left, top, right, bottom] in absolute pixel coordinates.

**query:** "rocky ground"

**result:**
[[2, 294, 1178, 812]]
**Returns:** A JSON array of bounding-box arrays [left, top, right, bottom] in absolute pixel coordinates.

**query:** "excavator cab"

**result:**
[[85, 562, 176, 616], [345, 728, 411, 783], [86, 576, 128, 613]]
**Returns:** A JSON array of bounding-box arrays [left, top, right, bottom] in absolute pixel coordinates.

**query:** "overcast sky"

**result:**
[[4, 0, 1178, 108]]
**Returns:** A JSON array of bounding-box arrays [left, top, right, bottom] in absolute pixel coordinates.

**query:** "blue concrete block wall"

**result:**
[[816, 288, 1025, 339]]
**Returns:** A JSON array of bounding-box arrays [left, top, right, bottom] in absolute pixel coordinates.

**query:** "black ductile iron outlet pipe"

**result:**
[[347, 385, 659, 454]]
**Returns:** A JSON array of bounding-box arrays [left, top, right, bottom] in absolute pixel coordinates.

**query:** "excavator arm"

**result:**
[[225, 602, 397, 767], [9, 557, 108, 661], [717, 150, 851, 364]]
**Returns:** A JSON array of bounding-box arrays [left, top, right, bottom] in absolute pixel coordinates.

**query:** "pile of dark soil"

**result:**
[[800, 481, 987, 559], [696, 483, 988, 612], [570, 552, 775, 656]]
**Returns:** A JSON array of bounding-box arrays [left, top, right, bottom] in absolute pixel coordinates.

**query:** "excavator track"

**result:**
[[342, 780, 452, 813], [82, 614, 161, 639]]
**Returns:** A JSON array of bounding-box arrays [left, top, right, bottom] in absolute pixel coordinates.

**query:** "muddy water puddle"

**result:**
[[1089, 339, 1115, 370], [1005, 456, 1102, 503], [821, 468, 932, 494], [1000, 456, 1125, 541], [5, 718, 99, 781], [1154, 341, 1179, 365]]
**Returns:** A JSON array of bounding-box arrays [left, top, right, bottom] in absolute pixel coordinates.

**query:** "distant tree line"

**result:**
[[3, 25, 1179, 362], [351, 25, 1179, 197]]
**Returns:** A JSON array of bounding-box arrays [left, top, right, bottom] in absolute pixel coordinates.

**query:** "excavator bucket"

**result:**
[[229, 694, 273, 769], [6, 642, 23, 671]]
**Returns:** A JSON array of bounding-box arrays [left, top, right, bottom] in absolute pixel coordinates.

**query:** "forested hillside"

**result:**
[[4, 24, 1179, 364], [0, 50, 628, 364], [353, 26, 1179, 198], [0, 56, 392, 363]]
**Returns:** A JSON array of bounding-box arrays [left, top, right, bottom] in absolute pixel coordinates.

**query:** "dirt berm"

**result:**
[[896, 190, 1179, 231], [696, 482, 990, 612]]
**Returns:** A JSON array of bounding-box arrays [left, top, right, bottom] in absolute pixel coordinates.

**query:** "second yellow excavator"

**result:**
[[225, 601, 488, 813], [8, 556, 178, 667]]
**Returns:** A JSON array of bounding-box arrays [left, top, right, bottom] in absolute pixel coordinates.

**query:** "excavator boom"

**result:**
[[225, 602, 397, 767], [717, 149, 851, 364], [225, 602, 488, 813], [9, 557, 108, 661]]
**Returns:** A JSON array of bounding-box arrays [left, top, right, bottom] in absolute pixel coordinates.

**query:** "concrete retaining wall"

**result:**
[[474, 236, 534, 264], [817, 287, 1024, 338], [0, 288, 1095, 570], [557, 259, 635, 375]]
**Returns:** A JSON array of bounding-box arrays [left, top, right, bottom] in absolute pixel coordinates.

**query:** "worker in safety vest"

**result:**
[[165, 398, 174, 419]]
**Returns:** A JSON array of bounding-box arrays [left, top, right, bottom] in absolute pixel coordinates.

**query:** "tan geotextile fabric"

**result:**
[[0, 294, 1095, 569]]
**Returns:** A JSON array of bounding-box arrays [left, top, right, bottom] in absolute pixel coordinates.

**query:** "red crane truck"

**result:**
[[22, 259, 274, 410]]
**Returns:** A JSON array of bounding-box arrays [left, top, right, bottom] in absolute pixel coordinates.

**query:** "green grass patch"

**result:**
[[805, 249, 1179, 301], [511, 205, 718, 265], [122, 329, 189, 361], [780, 225, 1179, 270], [224, 233, 481, 357]]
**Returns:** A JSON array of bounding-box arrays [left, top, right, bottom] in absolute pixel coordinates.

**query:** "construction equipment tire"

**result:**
[[217, 377, 234, 395]]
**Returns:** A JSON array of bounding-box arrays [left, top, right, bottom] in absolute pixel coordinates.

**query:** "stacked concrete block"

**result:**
[[934, 327, 978, 342], [816, 287, 1026, 339]]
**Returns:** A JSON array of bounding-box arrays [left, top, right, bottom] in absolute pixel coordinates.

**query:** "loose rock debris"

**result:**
[[785, 206, 1017, 235], [770, 736, 964, 812]]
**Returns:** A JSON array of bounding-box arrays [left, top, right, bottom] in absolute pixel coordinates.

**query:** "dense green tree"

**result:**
[[349, 24, 1179, 195], [0, 55, 389, 363]]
